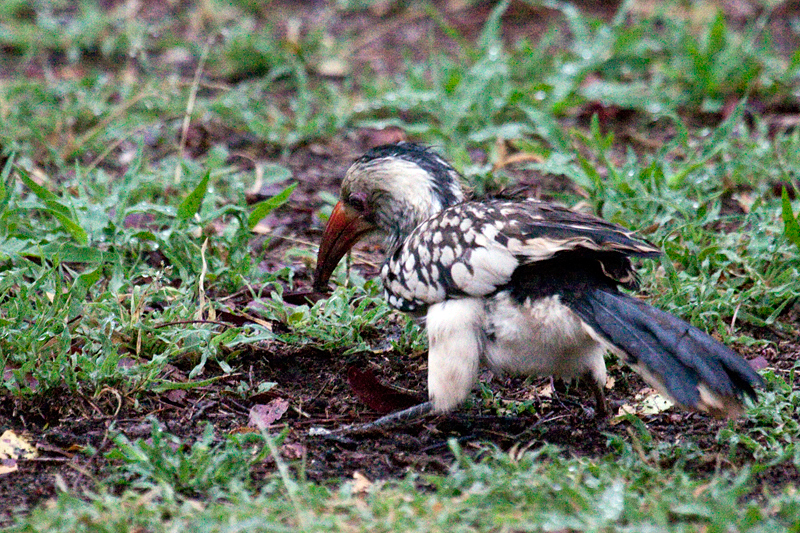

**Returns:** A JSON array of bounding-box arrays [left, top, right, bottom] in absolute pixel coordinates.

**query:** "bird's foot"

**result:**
[[309, 401, 433, 442]]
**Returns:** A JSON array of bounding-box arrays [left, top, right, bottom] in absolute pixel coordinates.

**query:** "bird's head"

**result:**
[[313, 142, 465, 290]]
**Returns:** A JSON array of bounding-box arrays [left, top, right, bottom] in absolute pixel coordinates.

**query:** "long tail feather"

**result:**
[[567, 289, 762, 417]]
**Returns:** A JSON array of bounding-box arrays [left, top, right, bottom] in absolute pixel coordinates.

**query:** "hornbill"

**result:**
[[313, 142, 761, 421]]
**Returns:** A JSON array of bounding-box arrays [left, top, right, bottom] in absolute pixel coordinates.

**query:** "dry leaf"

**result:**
[[251, 221, 272, 235], [749, 356, 769, 371], [0, 430, 37, 475], [347, 366, 421, 414], [352, 471, 373, 494], [614, 388, 674, 419], [615, 403, 637, 418], [281, 442, 306, 460], [165, 389, 187, 403], [638, 391, 674, 415], [534, 382, 554, 398], [248, 398, 290, 430]]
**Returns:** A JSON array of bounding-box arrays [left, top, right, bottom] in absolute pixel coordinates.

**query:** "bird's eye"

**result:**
[[347, 193, 368, 213]]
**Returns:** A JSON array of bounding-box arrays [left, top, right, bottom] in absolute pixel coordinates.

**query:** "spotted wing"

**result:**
[[380, 199, 661, 311]]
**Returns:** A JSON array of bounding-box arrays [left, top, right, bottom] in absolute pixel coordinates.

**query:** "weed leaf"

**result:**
[[16, 169, 89, 243], [72, 265, 104, 299], [477, 0, 509, 52], [668, 100, 745, 188], [781, 186, 800, 248], [177, 170, 211, 220], [520, 105, 569, 151], [45, 208, 88, 244], [248, 182, 297, 230], [17, 167, 58, 203], [0, 155, 13, 215], [38, 242, 108, 262]]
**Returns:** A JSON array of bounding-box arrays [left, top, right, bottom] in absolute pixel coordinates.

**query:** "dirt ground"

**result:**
[[2, 0, 799, 524]]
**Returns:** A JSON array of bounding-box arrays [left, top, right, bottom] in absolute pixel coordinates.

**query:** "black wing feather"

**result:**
[[566, 288, 761, 409]]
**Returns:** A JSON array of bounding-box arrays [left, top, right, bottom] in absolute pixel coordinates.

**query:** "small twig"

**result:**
[[65, 460, 102, 485], [221, 397, 251, 416], [291, 405, 312, 419], [85, 125, 145, 174], [626, 426, 652, 466], [309, 375, 336, 402], [197, 238, 209, 321], [28, 456, 71, 464], [250, 229, 383, 270], [187, 398, 215, 422], [80, 393, 106, 418], [419, 435, 475, 454], [61, 90, 153, 161], [180, 79, 232, 92], [729, 302, 741, 336], [248, 162, 264, 196], [345, 250, 352, 287], [96, 387, 124, 418], [251, 232, 319, 249], [153, 319, 231, 329], [174, 37, 213, 185]]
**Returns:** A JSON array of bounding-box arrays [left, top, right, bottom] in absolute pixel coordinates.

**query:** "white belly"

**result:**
[[423, 292, 609, 412], [484, 292, 607, 384]]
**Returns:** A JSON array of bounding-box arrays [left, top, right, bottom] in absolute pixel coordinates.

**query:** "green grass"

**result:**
[[12, 434, 800, 532], [2, 0, 800, 530]]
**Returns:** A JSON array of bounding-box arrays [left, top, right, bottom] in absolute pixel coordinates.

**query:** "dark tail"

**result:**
[[567, 289, 762, 417]]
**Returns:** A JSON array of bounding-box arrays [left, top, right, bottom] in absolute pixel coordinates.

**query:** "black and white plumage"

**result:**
[[313, 142, 762, 418]]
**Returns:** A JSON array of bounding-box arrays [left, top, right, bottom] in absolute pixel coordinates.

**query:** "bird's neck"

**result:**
[[377, 179, 464, 252], [380, 199, 437, 252]]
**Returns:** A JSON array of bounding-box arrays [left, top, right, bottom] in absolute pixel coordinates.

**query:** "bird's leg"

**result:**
[[583, 370, 608, 418], [426, 299, 485, 412], [309, 402, 433, 441], [309, 299, 485, 441], [551, 376, 568, 394]]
